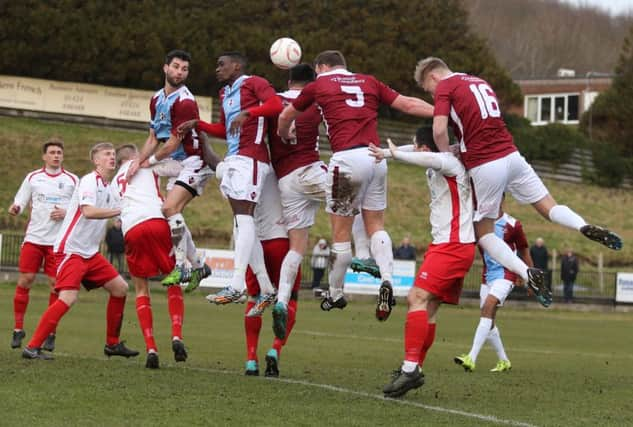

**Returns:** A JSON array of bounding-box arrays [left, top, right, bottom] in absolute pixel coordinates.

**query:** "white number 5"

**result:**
[[341, 85, 364, 108], [469, 83, 500, 119]]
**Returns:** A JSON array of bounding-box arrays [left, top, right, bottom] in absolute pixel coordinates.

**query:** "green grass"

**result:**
[[1, 115, 632, 265], [1, 283, 632, 426]]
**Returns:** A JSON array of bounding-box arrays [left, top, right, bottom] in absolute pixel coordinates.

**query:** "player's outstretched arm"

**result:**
[[433, 116, 451, 152], [278, 104, 300, 140], [127, 130, 158, 179], [228, 96, 283, 136], [80, 205, 121, 219], [391, 95, 434, 118], [199, 133, 222, 169]]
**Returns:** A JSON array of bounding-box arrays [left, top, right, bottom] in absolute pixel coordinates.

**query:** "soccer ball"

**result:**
[[269, 37, 302, 70]]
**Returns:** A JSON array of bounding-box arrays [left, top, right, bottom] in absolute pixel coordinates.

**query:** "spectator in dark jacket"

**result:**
[[530, 237, 551, 289], [393, 235, 416, 261], [560, 247, 579, 303], [105, 218, 125, 272]]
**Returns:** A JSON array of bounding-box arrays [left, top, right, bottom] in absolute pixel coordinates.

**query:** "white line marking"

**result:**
[[51, 352, 538, 427]]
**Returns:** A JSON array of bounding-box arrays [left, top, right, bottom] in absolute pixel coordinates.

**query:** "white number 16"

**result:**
[[469, 83, 500, 119]]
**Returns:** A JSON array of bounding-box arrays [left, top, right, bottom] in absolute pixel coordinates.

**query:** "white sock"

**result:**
[[249, 238, 275, 295], [277, 250, 303, 305], [328, 242, 352, 300], [370, 230, 393, 282], [478, 233, 528, 281], [401, 360, 418, 373], [549, 205, 586, 231], [168, 214, 187, 266], [183, 225, 203, 269], [468, 317, 493, 362], [487, 326, 509, 361], [230, 215, 256, 292], [352, 216, 370, 259]]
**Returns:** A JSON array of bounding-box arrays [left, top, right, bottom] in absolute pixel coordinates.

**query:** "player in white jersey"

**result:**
[[112, 145, 190, 369], [22, 143, 138, 360], [8, 138, 77, 351], [369, 131, 476, 398]]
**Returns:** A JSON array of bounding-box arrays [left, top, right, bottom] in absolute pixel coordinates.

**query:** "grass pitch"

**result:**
[[0, 283, 631, 426]]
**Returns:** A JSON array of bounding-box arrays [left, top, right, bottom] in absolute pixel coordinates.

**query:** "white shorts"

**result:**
[[469, 151, 548, 221], [325, 147, 387, 217], [220, 155, 270, 203], [479, 279, 514, 307], [254, 172, 287, 241], [278, 161, 327, 229], [152, 156, 213, 195]]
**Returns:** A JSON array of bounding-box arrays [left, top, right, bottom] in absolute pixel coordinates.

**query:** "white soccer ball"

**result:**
[[269, 37, 302, 70]]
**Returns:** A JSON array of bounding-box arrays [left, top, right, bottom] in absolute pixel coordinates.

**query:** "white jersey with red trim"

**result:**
[[13, 168, 78, 245], [426, 153, 474, 244], [54, 171, 117, 258], [111, 160, 165, 236]]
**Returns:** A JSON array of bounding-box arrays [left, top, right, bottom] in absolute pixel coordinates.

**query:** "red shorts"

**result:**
[[55, 252, 120, 291], [246, 238, 301, 298], [19, 242, 56, 277], [125, 218, 175, 278], [414, 242, 475, 305]]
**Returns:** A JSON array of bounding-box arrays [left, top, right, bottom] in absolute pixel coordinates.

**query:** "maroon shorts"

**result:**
[[125, 218, 175, 278], [414, 242, 475, 305], [19, 242, 56, 277], [55, 252, 120, 291], [246, 238, 301, 298]]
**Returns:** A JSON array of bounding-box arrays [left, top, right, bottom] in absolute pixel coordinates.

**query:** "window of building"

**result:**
[[524, 93, 580, 125]]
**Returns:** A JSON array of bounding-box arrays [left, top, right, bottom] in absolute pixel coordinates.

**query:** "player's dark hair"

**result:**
[[165, 49, 192, 65], [43, 137, 64, 153], [116, 144, 138, 167], [289, 63, 316, 84], [220, 51, 248, 70], [414, 127, 439, 152], [314, 50, 347, 68]]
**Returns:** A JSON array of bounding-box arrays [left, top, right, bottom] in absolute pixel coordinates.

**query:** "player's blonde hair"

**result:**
[[89, 142, 115, 160], [414, 57, 449, 85], [115, 144, 138, 166]]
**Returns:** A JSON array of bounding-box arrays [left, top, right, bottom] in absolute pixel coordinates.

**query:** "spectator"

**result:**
[[310, 238, 330, 296], [530, 237, 551, 289], [106, 218, 125, 273], [560, 247, 579, 303], [393, 235, 416, 260]]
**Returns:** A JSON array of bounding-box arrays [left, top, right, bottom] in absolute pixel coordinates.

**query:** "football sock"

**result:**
[[487, 326, 509, 361], [249, 238, 275, 295], [244, 301, 262, 361], [168, 213, 187, 266], [403, 310, 428, 372], [48, 291, 59, 333], [418, 322, 437, 367], [27, 299, 70, 348], [13, 286, 30, 330], [167, 286, 184, 339], [135, 296, 157, 353], [106, 295, 126, 346], [277, 250, 303, 306], [272, 299, 297, 356], [352, 215, 371, 259], [478, 233, 529, 281], [370, 230, 393, 282], [328, 242, 352, 300], [549, 205, 586, 231], [230, 215, 257, 292], [468, 317, 493, 362], [183, 224, 203, 269]]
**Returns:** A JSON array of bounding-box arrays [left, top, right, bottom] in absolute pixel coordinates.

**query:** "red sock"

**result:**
[[136, 296, 156, 352], [48, 292, 59, 333], [27, 299, 70, 348], [167, 286, 184, 339], [404, 310, 428, 363], [13, 286, 30, 330], [244, 301, 262, 361], [272, 299, 298, 356], [106, 295, 126, 346], [418, 322, 436, 367]]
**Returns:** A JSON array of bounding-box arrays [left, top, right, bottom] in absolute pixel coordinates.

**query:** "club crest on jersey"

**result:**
[[58, 182, 64, 190], [250, 191, 256, 200], [159, 112, 166, 120]]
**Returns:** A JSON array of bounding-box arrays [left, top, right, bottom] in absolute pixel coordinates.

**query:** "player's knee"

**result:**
[[106, 277, 128, 297], [17, 273, 36, 288], [58, 290, 78, 307]]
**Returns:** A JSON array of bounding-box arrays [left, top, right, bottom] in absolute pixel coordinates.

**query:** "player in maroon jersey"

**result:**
[[278, 50, 434, 321], [414, 57, 622, 304]]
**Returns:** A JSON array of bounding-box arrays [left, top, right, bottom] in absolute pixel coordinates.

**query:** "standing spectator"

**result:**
[[311, 239, 330, 296], [530, 237, 551, 289], [560, 248, 579, 303], [106, 218, 125, 273], [394, 235, 417, 260]]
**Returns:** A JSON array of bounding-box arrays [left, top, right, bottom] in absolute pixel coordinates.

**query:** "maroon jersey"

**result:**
[[268, 89, 321, 179], [219, 75, 278, 163], [434, 73, 516, 170], [149, 86, 201, 157], [292, 69, 399, 152]]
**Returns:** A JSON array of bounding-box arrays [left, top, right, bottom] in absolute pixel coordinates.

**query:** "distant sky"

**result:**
[[560, 0, 633, 15]]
